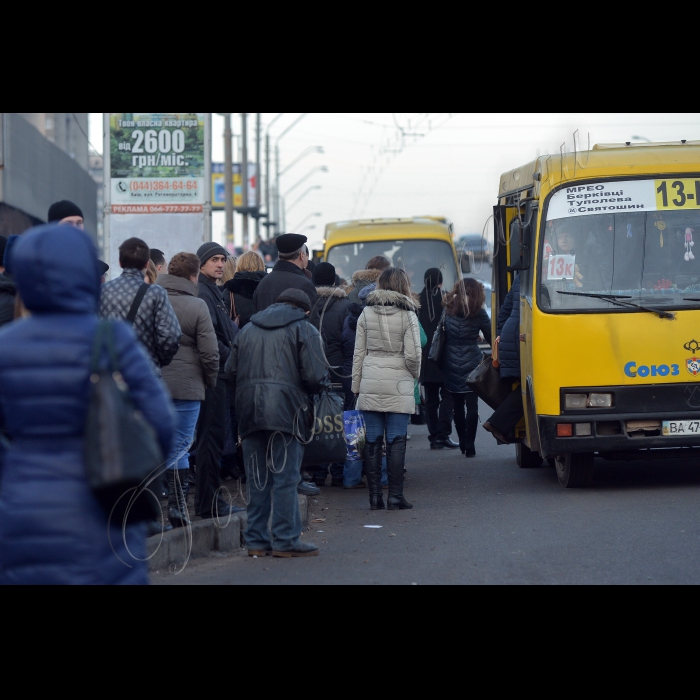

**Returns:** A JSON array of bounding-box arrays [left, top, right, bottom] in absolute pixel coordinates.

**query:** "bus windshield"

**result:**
[[540, 177, 700, 311], [327, 239, 457, 292]]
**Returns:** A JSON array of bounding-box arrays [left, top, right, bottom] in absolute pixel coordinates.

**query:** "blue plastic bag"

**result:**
[[343, 410, 366, 461]]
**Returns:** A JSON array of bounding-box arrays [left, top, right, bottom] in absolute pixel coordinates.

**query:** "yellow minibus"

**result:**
[[495, 141, 700, 487]]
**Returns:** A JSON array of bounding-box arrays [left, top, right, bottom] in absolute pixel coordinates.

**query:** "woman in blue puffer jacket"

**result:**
[[441, 279, 491, 458], [0, 224, 175, 585], [483, 274, 523, 443]]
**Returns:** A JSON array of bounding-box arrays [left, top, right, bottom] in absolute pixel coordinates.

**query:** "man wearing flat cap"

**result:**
[[253, 233, 318, 313]]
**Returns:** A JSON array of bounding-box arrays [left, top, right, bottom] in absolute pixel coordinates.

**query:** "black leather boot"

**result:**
[[364, 439, 385, 510], [167, 470, 192, 529], [386, 436, 412, 510]]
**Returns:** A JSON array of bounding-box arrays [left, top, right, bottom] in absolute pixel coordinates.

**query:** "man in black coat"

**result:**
[[418, 268, 458, 450], [253, 234, 318, 312], [227, 288, 330, 558], [308, 262, 352, 487], [194, 242, 243, 520]]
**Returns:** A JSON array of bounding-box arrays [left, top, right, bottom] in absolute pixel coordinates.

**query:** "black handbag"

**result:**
[[83, 321, 163, 523], [428, 312, 446, 364], [301, 387, 347, 466], [466, 355, 514, 410]]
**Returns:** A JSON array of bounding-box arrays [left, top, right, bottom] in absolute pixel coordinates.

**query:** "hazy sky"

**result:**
[[89, 113, 700, 250]]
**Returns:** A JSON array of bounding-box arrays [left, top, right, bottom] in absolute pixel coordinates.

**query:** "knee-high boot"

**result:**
[[168, 469, 192, 529], [386, 436, 413, 510], [364, 438, 385, 510]]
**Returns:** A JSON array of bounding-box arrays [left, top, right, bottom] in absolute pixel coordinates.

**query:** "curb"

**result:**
[[148, 494, 308, 573]]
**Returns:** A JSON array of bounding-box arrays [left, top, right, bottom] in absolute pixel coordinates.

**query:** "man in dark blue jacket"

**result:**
[[484, 275, 523, 442]]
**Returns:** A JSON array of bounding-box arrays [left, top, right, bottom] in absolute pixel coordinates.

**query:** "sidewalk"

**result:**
[[147, 494, 309, 573]]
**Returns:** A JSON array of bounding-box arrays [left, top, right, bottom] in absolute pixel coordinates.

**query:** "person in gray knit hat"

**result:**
[[193, 241, 245, 520]]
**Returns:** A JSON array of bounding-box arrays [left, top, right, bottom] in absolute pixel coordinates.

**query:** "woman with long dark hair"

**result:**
[[441, 278, 491, 458]]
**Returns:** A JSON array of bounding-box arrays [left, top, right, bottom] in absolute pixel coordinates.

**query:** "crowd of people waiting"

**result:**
[[0, 201, 522, 583]]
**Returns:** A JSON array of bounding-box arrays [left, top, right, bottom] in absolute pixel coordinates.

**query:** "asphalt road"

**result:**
[[153, 399, 700, 585]]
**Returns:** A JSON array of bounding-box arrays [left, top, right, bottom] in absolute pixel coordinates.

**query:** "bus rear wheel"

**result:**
[[555, 453, 594, 488], [516, 443, 543, 469]]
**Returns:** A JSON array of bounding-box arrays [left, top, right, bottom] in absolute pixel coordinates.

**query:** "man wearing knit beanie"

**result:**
[[48, 200, 84, 229], [0, 235, 16, 328], [193, 240, 244, 520], [312, 262, 336, 288]]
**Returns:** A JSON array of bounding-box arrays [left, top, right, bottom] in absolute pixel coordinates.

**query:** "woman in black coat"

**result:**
[[441, 279, 491, 457], [223, 251, 267, 329]]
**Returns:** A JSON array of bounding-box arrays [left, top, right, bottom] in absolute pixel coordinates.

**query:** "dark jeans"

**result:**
[[424, 382, 453, 441], [309, 462, 344, 484], [450, 391, 479, 450], [243, 431, 304, 552], [488, 382, 524, 437], [194, 381, 227, 517]]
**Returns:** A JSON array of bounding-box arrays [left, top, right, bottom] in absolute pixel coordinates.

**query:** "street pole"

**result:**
[[255, 113, 261, 241], [265, 134, 271, 236], [241, 113, 249, 249], [275, 145, 280, 236], [224, 113, 234, 251]]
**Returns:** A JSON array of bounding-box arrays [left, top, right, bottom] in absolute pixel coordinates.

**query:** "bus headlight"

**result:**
[[564, 394, 588, 409], [588, 393, 613, 408]]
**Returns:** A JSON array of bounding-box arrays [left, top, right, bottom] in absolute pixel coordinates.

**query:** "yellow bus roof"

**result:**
[[499, 141, 700, 199], [323, 217, 453, 247]]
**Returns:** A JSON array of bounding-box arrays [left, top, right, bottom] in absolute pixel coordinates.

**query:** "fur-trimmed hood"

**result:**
[[315, 286, 348, 299], [351, 268, 382, 285], [365, 289, 419, 312]]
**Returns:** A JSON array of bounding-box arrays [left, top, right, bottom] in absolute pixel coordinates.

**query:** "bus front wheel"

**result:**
[[555, 453, 594, 488], [516, 443, 543, 469]]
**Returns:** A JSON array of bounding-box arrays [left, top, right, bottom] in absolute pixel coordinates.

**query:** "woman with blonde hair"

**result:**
[[145, 259, 159, 285], [223, 251, 267, 329], [220, 255, 238, 317], [441, 278, 491, 458], [352, 267, 421, 510]]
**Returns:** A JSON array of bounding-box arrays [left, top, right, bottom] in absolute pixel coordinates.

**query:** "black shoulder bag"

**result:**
[[83, 320, 163, 523], [428, 311, 446, 364], [126, 283, 149, 324]]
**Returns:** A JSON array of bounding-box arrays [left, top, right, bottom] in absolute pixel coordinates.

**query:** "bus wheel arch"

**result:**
[[555, 453, 594, 488], [516, 442, 543, 468]]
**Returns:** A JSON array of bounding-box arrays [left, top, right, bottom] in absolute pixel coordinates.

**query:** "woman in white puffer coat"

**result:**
[[352, 268, 421, 511]]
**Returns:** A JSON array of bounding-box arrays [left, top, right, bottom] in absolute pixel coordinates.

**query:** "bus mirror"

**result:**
[[507, 217, 531, 272]]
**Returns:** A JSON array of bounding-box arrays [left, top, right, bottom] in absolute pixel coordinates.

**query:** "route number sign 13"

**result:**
[[655, 179, 700, 210]]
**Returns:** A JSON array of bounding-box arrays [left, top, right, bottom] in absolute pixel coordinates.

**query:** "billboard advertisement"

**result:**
[[109, 113, 206, 213], [211, 163, 257, 211], [103, 113, 211, 278]]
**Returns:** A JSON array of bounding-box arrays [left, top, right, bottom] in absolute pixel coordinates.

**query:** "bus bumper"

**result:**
[[538, 412, 700, 459]]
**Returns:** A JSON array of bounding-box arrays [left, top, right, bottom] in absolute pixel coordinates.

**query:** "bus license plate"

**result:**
[[662, 420, 700, 436]]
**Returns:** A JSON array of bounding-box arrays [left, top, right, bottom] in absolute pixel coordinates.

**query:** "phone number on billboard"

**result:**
[[130, 180, 199, 192]]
